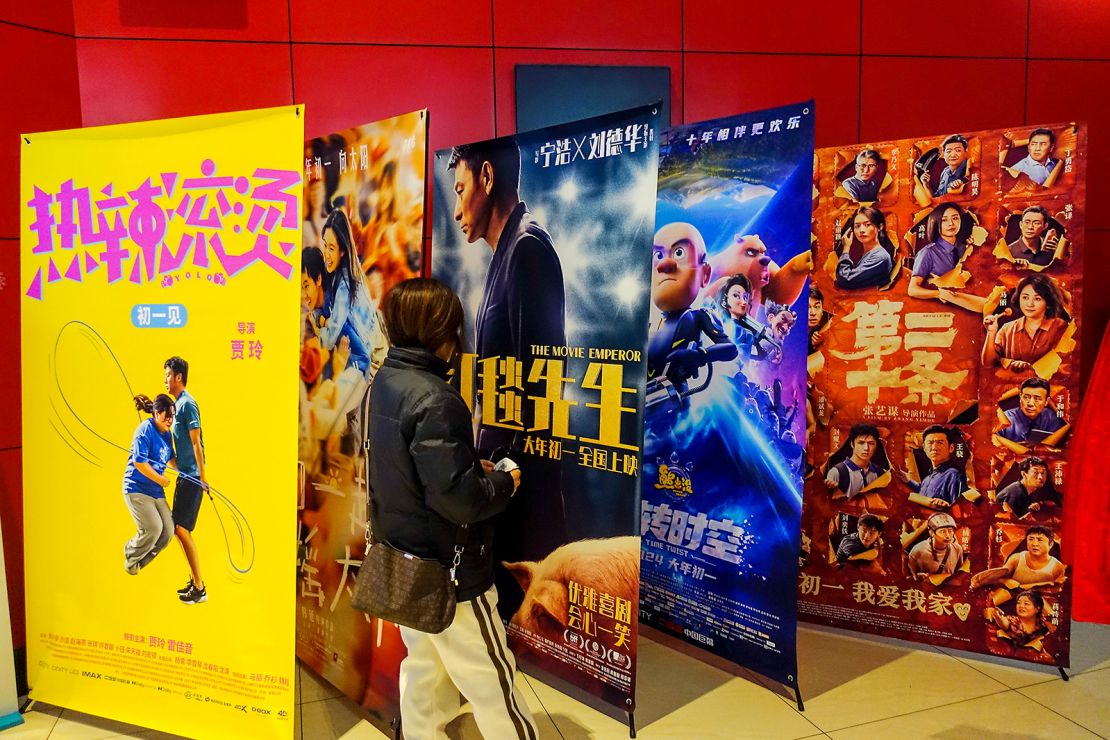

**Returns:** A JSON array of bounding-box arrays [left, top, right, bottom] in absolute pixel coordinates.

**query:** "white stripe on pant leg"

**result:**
[[473, 592, 536, 740], [469, 596, 528, 740]]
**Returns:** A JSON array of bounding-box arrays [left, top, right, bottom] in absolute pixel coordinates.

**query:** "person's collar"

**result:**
[[384, 346, 452, 379], [492, 201, 527, 254]]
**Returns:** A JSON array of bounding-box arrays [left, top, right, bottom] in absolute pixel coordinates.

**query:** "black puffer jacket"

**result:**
[[367, 346, 515, 602]]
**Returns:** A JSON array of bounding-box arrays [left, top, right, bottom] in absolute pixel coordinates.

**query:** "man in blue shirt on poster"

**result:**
[[165, 356, 208, 605], [902, 425, 967, 509]]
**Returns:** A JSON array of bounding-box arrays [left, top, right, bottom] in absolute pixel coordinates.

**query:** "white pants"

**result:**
[[398, 586, 537, 740]]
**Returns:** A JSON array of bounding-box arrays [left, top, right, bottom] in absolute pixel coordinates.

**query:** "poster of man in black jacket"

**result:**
[[446, 138, 568, 575]]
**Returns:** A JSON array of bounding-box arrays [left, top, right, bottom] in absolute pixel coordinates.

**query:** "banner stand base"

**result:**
[[627, 710, 636, 738], [792, 680, 804, 712], [1059, 667, 1070, 682], [390, 715, 401, 740], [19, 698, 33, 714]]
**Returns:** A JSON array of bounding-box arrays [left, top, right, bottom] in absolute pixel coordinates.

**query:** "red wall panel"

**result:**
[[73, 0, 289, 42], [1028, 59, 1110, 230], [0, 241, 20, 451], [1030, 0, 1110, 59], [76, 38, 293, 127], [859, 56, 1025, 142], [0, 0, 74, 35], [291, 0, 491, 46], [684, 53, 859, 148], [685, 0, 860, 55], [862, 0, 1029, 58], [493, 0, 681, 51], [0, 23, 82, 239], [293, 43, 495, 154], [493, 48, 682, 135]]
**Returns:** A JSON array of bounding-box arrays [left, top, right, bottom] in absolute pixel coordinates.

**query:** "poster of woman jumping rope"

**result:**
[[21, 106, 302, 739]]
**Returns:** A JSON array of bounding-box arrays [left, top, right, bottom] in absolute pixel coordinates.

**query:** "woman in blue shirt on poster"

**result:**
[[316, 209, 380, 376], [123, 394, 177, 575]]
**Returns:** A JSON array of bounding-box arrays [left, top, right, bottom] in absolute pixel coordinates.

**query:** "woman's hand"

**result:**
[[480, 459, 495, 474]]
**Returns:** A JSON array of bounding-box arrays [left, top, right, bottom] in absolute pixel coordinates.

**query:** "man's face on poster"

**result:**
[[301, 271, 322, 310], [453, 159, 492, 245], [858, 524, 880, 548], [1020, 211, 1048, 242], [1021, 464, 1048, 492], [922, 432, 954, 466], [931, 525, 955, 548], [1018, 386, 1049, 419], [943, 141, 968, 170], [808, 296, 823, 329], [851, 434, 878, 465], [1026, 531, 1051, 557], [855, 155, 880, 182], [1028, 134, 1053, 164]]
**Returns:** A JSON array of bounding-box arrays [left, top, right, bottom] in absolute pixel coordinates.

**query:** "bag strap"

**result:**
[[361, 422, 468, 585]]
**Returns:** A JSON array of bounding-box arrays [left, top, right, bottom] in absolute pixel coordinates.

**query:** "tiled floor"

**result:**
[[7, 621, 1109, 739]]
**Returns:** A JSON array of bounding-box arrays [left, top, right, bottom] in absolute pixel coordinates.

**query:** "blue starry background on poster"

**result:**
[[639, 101, 814, 687]]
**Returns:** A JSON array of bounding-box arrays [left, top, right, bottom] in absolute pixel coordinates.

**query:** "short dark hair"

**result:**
[[1021, 205, 1051, 222], [1029, 127, 1056, 146], [858, 514, 884, 532], [719, 274, 752, 313], [922, 424, 958, 445], [1020, 377, 1050, 395], [941, 134, 968, 150], [382, 278, 464, 354], [1026, 524, 1054, 540], [1019, 456, 1048, 475], [448, 138, 521, 203], [302, 246, 325, 283], [856, 148, 881, 164], [811, 284, 824, 303], [164, 356, 189, 386], [848, 423, 880, 445]]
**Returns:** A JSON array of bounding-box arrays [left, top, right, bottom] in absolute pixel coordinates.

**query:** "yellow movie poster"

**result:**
[[20, 106, 303, 738]]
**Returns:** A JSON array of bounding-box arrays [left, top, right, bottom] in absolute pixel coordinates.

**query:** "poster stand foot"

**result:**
[[1059, 667, 1070, 682], [791, 678, 805, 712], [390, 715, 402, 740], [626, 710, 636, 738], [18, 698, 33, 714]]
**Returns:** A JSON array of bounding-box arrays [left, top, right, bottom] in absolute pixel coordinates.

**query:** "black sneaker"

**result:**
[[176, 578, 193, 596], [179, 583, 207, 604]]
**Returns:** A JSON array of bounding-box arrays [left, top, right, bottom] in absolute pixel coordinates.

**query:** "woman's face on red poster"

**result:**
[[1019, 285, 1047, 320]]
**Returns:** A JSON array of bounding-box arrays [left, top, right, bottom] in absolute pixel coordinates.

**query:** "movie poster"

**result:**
[[295, 111, 427, 718], [431, 105, 660, 709], [21, 106, 303, 738], [800, 122, 1086, 667], [638, 102, 814, 687]]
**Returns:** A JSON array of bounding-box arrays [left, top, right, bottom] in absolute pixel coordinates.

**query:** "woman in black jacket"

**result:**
[[369, 278, 537, 740]]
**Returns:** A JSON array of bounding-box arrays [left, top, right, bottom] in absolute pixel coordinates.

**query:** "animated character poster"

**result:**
[[638, 102, 814, 688], [21, 106, 303, 738], [801, 122, 1086, 668], [295, 111, 427, 720], [431, 105, 660, 710]]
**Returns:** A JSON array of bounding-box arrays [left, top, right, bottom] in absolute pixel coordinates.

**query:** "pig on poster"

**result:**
[[295, 110, 427, 718], [21, 106, 302, 738], [801, 121, 1086, 668], [638, 102, 814, 688], [431, 105, 660, 710]]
